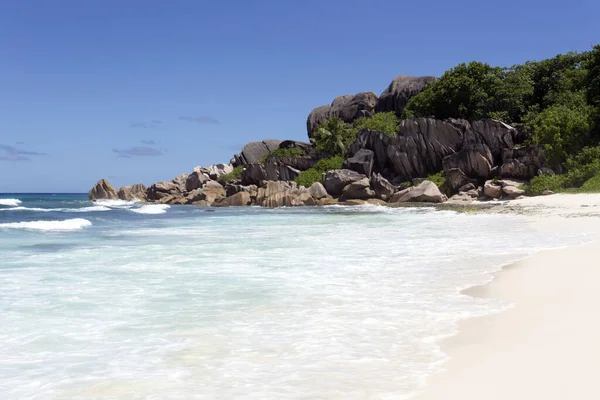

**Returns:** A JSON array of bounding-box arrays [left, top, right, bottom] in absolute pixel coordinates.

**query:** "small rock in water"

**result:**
[[542, 190, 554, 195]]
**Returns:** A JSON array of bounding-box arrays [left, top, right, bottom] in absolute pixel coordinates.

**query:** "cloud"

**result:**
[[0, 155, 30, 162], [0, 144, 47, 162], [179, 116, 220, 124], [16, 141, 25, 145], [129, 120, 162, 129], [112, 146, 164, 157], [140, 139, 156, 145]]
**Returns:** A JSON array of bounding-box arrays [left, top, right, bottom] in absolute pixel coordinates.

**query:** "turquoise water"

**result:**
[[0, 194, 587, 399]]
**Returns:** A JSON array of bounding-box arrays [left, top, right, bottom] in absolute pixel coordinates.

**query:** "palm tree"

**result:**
[[312, 117, 353, 156]]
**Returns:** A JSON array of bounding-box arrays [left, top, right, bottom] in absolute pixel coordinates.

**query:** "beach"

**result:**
[[414, 194, 600, 399]]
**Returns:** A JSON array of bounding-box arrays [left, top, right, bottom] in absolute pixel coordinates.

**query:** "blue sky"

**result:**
[[1, 0, 598, 192]]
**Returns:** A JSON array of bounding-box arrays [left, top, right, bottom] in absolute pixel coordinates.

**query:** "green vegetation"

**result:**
[[312, 112, 400, 156], [218, 166, 243, 184], [295, 156, 344, 188], [312, 117, 356, 156], [259, 147, 303, 163], [525, 146, 600, 195], [402, 45, 600, 193], [351, 112, 399, 138], [426, 171, 450, 195]]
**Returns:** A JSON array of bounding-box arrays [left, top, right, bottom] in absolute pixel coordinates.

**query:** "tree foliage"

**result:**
[[311, 117, 356, 156], [351, 112, 399, 137], [295, 156, 344, 188]]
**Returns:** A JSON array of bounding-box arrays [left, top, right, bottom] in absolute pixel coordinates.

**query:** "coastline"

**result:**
[[411, 194, 600, 399]]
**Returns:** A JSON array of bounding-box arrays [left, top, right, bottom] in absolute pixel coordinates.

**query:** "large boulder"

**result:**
[[483, 180, 503, 199], [221, 191, 251, 207], [241, 163, 301, 185], [307, 182, 328, 199], [375, 75, 437, 116], [117, 184, 147, 201], [388, 180, 447, 203], [186, 181, 226, 205], [147, 181, 181, 201], [255, 181, 312, 207], [445, 168, 477, 193], [499, 145, 545, 180], [341, 178, 375, 200], [233, 139, 281, 166], [370, 173, 395, 200], [185, 171, 209, 192], [442, 144, 493, 179], [348, 118, 521, 183], [89, 179, 119, 201], [323, 169, 367, 197], [171, 174, 188, 192], [343, 148, 374, 177], [306, 92, 378, 138], [205, 164, 234, 180]]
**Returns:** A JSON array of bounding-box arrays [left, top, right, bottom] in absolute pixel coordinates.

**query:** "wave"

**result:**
[[131, 204, 170, 215], [0, 218, 92, 231], [95, 199, 139, 208], [0, 206, 110, 213], [0, 198, 22, 207]]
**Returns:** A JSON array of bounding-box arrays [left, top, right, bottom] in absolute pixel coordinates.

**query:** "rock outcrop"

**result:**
[[340, 178, 375, 200], [307, 182, 328, 199], [375, 75, 437, 116], [186, 171, 209, 192], [343, 149, 374, 177], [89, 179, 119, 201], [241, 163, 301, 186], [306, 92, 378, 137], [370, 173, 396, 200], [255, 181, 313, 207], [147, 181, 181, 201], [323, 169, 367, 196], [232, 140, 281, 166], [388, 180, 447, 203], [117, 184, 147, 201], [483, 180, 503, 199]]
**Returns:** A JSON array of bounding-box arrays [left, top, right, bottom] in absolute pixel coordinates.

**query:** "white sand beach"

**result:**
[[413, 194, 600, 399]]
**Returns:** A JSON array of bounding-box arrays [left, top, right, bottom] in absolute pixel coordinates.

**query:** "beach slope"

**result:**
[[414, 195, 600, 399]]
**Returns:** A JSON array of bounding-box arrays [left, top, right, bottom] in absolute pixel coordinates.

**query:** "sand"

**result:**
[[412, 194, 600, 400]]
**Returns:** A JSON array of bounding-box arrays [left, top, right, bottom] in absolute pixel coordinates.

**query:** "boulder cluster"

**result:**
[[89, 74, 550, 207]]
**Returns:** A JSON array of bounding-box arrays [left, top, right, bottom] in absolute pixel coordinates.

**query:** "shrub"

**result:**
[[312, 117, 356, 156], [259, 147, 303, 163], [528, 100, 595, 166], [295, 156, 344, 188], [524, 174, 567, 195], [580, 173, 600, 192], [218, 166, 243, 184], [426, 171, 451, 195], [351, 112, 399, 137]]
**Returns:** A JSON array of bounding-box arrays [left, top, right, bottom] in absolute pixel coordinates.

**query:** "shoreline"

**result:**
[[411, 195, 600, 399]]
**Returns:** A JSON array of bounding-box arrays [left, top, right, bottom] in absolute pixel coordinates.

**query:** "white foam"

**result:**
[[0, 198, 22, 207], [95, 199, 139, 208], [73, 206, 111, 212], [131, 204, 170, 214], [0, 218, 92, 231], [0, 206, 110, 213]]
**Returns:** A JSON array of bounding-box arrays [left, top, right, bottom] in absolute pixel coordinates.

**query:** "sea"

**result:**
[[0, 193, 588, 399]]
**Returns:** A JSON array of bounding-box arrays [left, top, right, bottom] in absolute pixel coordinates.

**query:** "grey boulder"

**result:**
[[388, 180, 447, 203], [89, 179, 119, 201], [323, 169, 367, 197]]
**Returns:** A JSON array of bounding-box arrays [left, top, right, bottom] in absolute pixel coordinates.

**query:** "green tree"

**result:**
[[528, 98, 594, 166], [351, 112, 399, 137], [402, 62, 507, 120], [312, 117, 355, 156]]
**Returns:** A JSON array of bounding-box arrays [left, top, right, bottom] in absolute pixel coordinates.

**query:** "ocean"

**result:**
[[0, 194, 586, 399]]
